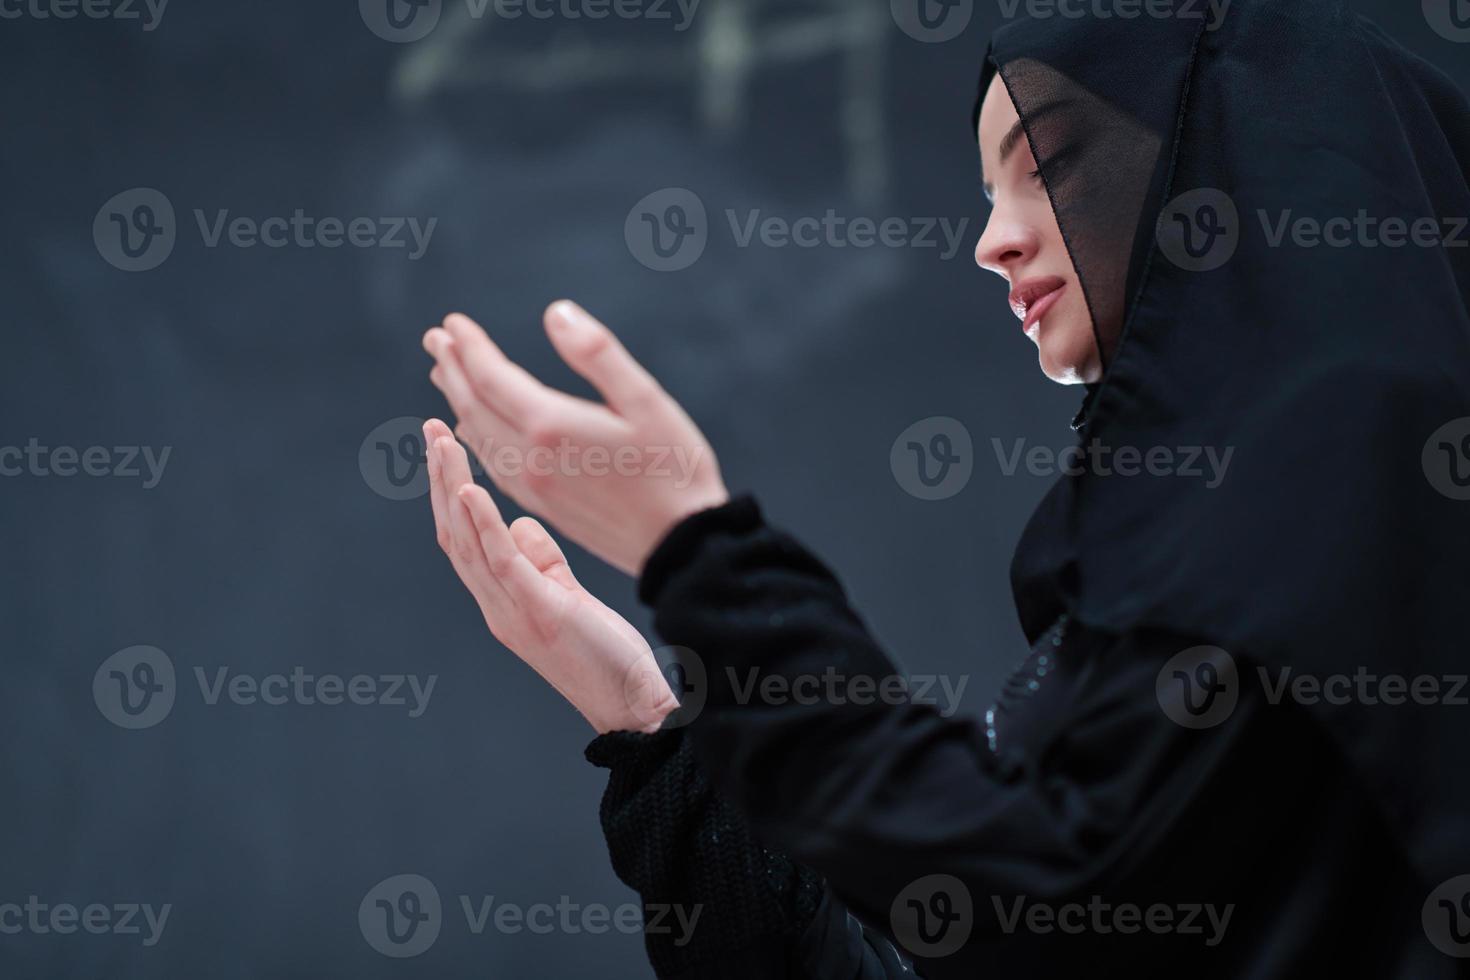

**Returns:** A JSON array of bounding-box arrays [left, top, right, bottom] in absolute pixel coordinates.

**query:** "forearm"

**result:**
[[638, 497, 1263, 955]]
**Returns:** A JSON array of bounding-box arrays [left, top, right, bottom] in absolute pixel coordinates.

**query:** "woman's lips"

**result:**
[[1009, 277, 1067, 336]]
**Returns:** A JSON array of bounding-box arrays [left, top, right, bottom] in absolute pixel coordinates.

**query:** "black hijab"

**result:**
[[977, 0, 1470, 889]]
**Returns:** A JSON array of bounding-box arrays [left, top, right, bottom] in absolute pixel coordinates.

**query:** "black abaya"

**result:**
[[586, 0, 1470, 974]]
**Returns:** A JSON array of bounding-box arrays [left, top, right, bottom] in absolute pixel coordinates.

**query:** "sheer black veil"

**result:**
[[976, 0, 1470, 888]]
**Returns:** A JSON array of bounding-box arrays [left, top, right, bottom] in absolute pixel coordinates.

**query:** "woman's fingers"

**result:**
[[425, 329, 522, 466], [424, 420, 457, 558], [457, 484, 555, 612], [443, 313, 566, 428], [435, 435, 479, 560], [424, 330, 474, 409], [426, 329, 505, 440], [433, 435, 517, 611], [425, 332, 492, 439], [543, 300, 662, 418], [509, 516, 579, 590]]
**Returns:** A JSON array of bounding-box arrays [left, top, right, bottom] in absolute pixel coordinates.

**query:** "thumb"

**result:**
[[510, 516, 579, 590]]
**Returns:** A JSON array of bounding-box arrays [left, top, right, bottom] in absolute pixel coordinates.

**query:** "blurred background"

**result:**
[[1, 1, 1465, 976]]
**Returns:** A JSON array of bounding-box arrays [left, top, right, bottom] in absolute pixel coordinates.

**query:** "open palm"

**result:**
[[423, 418, 676, 734]]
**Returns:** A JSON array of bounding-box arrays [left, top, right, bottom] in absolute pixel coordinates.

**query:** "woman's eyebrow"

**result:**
[[980, 118, 1027, 204], [998, 118, 1027, 164]]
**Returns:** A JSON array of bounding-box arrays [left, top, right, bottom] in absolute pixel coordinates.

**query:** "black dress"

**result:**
[[586, 0, 1470, 974], [586, 497, 1448, 978]]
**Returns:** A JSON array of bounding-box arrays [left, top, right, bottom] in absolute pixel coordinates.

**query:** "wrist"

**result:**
[[593, 654, 681, 735], [638, 485, 731, 577]]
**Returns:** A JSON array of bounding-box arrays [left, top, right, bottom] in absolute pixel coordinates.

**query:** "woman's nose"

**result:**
[[975, 212, 1037, 278]]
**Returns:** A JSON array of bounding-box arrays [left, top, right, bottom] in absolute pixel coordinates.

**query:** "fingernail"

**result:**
[[550, 300, 587, 333]]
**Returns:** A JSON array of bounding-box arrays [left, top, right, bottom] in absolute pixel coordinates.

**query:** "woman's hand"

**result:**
[[423, 419, 678, 734], [423, 302, 729, 577]]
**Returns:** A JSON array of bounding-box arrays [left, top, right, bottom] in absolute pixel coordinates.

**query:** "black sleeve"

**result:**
[[585, 728, 918, 979], [637, 496, 1268, 975]]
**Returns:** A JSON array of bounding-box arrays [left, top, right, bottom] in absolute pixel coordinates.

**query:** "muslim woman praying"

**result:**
[[416, 1, 1470, 975]]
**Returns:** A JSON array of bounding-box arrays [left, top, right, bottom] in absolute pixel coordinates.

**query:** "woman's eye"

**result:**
[[1027, 168, 1043, 181]]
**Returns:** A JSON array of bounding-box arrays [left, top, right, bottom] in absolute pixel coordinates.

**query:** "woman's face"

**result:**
[[976, 75, 1100, 385]]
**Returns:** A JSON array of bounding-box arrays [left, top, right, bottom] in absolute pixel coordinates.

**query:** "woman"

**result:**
[[418, 0, 1470, 975]]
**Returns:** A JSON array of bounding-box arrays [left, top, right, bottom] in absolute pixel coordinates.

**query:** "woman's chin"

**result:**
[[1032, 318, 1103, 385], [1037, 347, 1100, 385]]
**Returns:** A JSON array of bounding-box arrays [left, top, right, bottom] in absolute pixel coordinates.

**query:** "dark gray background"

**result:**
[[2, 1, 1464, 976]]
